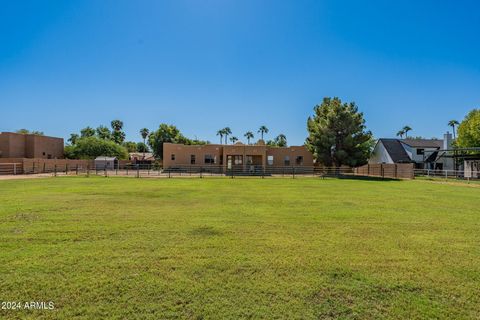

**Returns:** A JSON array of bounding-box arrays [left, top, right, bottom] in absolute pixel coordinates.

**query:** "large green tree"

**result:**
[[123, 141, 138, 153], [456, 109, 480, 148], [148, 124, 190, 159], [64, 137, 128, 159], [136, 142, 149, 153], [305, 97, 373, 167]]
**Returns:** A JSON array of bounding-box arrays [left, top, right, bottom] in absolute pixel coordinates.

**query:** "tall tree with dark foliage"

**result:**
[[306, 97, 373, 167]]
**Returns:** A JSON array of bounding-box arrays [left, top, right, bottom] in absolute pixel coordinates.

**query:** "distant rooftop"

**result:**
[[401, 139, 443, 148], [94, 156, 117, 161]]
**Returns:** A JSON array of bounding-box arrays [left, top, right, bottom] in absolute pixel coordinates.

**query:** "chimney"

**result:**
[[443, 132, 452, 150]]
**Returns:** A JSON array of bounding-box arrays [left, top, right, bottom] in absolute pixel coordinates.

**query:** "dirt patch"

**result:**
[[420, 179, 480, 188], [0, 174, 53, 180], [189, 226, 223, 237]]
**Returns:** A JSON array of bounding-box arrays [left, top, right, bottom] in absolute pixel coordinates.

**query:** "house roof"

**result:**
[[129, 152, 155, 160], [95, 156, 117, 161], [425, 151, 439, 163], [401, 139, 443, 148], [379, 139, 412, 163]]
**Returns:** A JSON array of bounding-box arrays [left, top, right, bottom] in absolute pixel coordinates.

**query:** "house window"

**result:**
[[171, 154, 175, 161], [295, 156, 303, 165], [417, 148, 424, 155], [284, 156, 290, 166], [190, 154, 196, 164], [234, 155, 243, 165], [267, 155, 274, 165], [246, 156, 253, 165], [204, 154, 215, 164]]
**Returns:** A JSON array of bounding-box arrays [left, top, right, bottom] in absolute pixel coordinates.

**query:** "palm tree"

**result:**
[[68, 133, 79, 145], [111, 120, 124, 132], [140, 128, 150, 157], [216, 129, 224, 144], [275, 134, 287, 147], [396, 130, 405, 139], [448, 120, 459, 140], [80, 126, 95, 138], [96, 125, 112, 140], [229, 136, 238, 144], [223, 127, 232, 144], [244, 131, 254, 144], [258, 125, 269, 140], [402, 126, 412, 139]]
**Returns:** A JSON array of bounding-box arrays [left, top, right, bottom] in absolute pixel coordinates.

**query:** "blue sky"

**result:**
[[1, 0, 479, 145]]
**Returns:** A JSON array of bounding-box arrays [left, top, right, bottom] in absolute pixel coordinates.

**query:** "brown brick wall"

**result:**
[[0, 133, 26, 158], [0, 134, 10, 158], [26, 135, 64, 158], [0, 132, 64, 159]]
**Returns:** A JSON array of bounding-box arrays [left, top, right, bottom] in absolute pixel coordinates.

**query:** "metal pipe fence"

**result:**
[[41, 164, 357, 179], [414, 169, 479, 181], [13, 163, 470, 180]]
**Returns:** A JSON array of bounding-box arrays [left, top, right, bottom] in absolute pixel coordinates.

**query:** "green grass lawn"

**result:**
[[0, 177, 479, 319]]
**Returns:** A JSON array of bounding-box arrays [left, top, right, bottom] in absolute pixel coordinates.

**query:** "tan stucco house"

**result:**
[[163, 141, 313, 171]]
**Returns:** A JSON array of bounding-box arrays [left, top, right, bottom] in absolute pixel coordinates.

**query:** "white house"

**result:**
[[369, 133, 454, 170]]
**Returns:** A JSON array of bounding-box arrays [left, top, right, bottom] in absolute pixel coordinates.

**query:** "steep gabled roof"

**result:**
[[379, 139, 412, 163], [425, 151, 439, 163], [401, 139, 443, 148]]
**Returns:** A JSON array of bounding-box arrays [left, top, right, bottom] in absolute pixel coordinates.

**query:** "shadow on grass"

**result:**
[[335, 175, 401, 182], [189, 226, 223, 237]]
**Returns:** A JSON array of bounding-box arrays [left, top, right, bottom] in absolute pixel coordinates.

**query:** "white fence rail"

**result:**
[[414, 169, 479, 180], [0, 163, 21, 175]]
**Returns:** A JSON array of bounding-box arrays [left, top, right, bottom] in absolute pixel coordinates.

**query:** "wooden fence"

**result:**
[[354, 163, 414, 179]]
